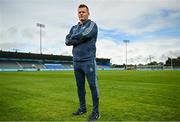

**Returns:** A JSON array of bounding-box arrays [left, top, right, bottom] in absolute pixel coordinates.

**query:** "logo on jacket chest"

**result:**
[[73, 25, 86, 34]]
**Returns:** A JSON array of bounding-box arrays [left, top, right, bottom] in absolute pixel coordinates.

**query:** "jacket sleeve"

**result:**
[[65, 26, 77, 46], [65, 34, 80, 46], [71, 21, 97, 43]]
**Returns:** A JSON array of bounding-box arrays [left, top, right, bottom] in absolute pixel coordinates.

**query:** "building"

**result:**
[[0, 50, 110, 71]]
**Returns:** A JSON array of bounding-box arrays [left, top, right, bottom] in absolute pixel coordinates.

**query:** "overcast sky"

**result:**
[[0, 0, 180, 64]]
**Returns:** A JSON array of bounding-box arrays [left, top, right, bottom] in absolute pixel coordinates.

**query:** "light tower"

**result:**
[[36, 23, 45, 54], [123, 40, 130, 70], [171, 57, 173, 70], [147, 55, 154, 64]]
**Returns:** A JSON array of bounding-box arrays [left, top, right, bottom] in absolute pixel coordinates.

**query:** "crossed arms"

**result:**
[[65, 21, 97, 46]]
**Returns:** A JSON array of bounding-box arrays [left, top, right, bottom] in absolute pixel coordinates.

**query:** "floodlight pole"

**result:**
[[171, 57, 173, 70], [37, 23, 45, 54], [148, 55, 154, 64], [123, 40, 130, 70]]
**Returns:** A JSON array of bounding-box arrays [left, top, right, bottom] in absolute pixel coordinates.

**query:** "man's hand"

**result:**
[[65, 34, 72, 46]]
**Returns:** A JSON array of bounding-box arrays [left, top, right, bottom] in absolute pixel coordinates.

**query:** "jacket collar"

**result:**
[[78, 19, 90, 26]]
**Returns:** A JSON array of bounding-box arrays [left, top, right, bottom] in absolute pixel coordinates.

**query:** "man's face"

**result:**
[[78, 7, 89, 23]]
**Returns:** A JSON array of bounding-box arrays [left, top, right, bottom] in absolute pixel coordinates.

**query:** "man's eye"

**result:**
[[79, 11, 85, 14]]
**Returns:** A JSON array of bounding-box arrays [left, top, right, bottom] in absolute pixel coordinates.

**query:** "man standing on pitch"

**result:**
[[65, 4, 100, 121]]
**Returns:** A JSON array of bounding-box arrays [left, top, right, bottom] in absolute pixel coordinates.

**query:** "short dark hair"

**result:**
[[78, 4, 89, 12]]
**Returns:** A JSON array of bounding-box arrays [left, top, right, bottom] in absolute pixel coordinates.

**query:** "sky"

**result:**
[[0, 0, 180, 64]]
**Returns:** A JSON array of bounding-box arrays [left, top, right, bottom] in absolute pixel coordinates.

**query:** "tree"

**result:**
[[165, 57, 180, 66], [148, 61, 158, 65]]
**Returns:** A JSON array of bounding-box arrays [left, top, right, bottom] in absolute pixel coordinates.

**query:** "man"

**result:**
[[65, 4, 100, 121]]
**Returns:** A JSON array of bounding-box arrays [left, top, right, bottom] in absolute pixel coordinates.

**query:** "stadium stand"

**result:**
[[0, 61, 20, 69], [0, 51, 110, 71], [18, 61, 46, 69], [44, 63, 65, 69]]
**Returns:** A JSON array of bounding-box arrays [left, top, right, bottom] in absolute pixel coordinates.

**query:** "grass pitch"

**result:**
[[0, 70, 180, 121]]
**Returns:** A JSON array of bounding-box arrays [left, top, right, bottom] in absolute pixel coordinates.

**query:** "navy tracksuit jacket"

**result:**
[[65, 19, 99, 114]]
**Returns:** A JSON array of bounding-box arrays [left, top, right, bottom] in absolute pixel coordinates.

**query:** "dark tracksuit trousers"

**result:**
[[73, 59, 99, 114]]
